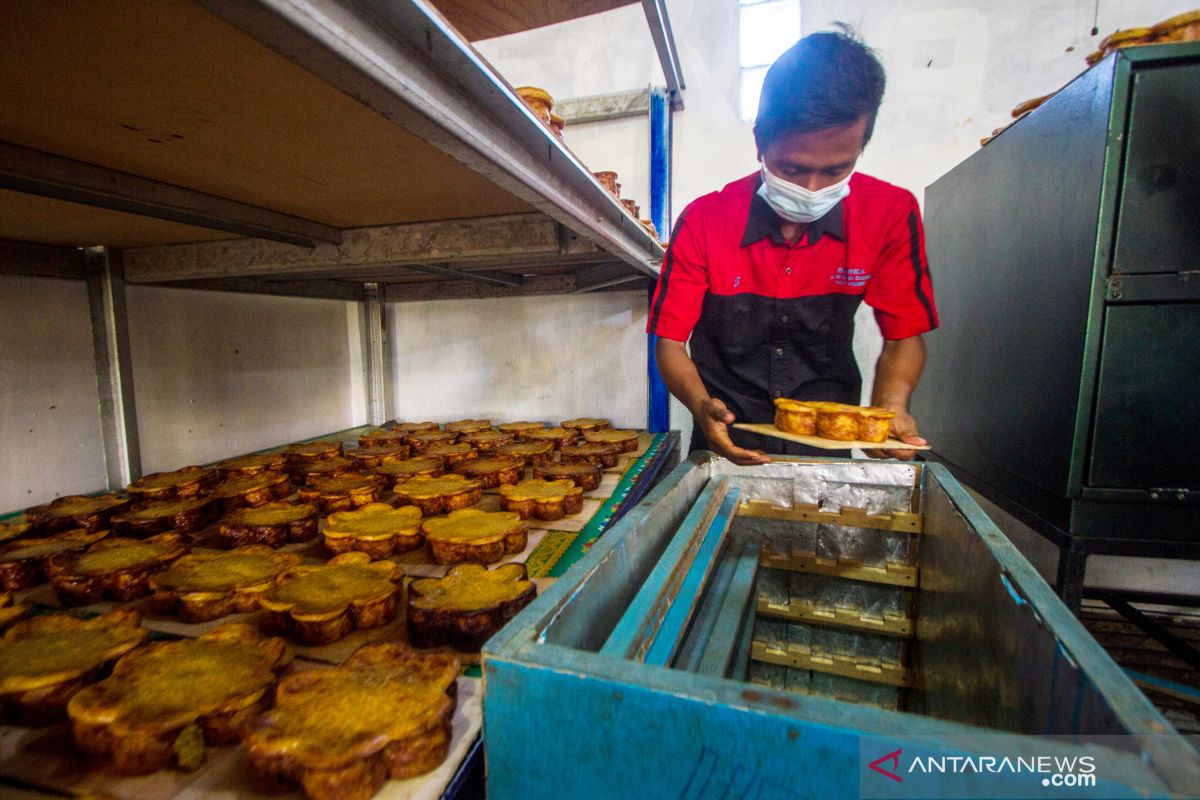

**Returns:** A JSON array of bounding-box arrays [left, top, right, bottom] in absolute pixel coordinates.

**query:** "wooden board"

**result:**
[[732, 423, 931, 451], [436, 0, 637, 41]]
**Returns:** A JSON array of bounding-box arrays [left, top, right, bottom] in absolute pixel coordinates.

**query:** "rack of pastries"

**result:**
[[0, 419, 674, 800]]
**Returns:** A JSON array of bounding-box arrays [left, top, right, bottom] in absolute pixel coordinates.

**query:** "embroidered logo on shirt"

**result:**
[[733, 276, 741, 288], [832, 266, 869, 287]]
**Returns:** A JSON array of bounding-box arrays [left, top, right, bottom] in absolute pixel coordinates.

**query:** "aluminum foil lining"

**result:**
[[751, 614, 904, 666], [724, 461, 917, 515], [735, 516, 915, 568]]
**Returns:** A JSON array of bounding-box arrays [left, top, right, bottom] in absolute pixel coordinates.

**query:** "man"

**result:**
[[648, 29, 938, 465]]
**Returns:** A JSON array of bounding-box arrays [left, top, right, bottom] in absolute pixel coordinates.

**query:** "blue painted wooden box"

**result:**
[[483, 455, 1200, 799]]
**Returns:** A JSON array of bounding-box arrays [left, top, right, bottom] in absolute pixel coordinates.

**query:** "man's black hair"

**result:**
[[754, 26, 886, 152]]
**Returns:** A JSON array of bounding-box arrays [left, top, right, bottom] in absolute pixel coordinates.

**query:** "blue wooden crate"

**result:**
[[483, 455, 1200, 799]]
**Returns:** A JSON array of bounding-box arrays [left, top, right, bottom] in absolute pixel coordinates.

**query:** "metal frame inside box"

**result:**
[[483, 454, 1200, 799]]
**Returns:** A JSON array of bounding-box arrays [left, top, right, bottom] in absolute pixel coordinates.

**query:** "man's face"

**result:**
[[759, 116, 869, 192]]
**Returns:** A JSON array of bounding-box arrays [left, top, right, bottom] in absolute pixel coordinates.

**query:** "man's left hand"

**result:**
[[862, 406, 925, 461]]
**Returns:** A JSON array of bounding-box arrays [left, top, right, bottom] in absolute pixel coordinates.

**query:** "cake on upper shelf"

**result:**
[[47, 533, 188, 606], [453, 456, 524, 488], [524, 427, 579, 450], [498, 478, 584, 521], [323, 503, 423, 559], [216, 451, 289, 480], [24, 493, 131, 534], [111, 496, 220, 537], [210, 472, 292, 511], [561, 417, 609, 433], [297, 473, 385, 514], [532, 461, 602, 491], [149, 546, 304, 622], [219, 502, 319, 549], [392, 474, 483, 516], [420, 509, 527, 565], [0, 529, 109, 591], [127, 466, 218, 501], [581, 428, 638, 453], [259, 553, 403, 645]]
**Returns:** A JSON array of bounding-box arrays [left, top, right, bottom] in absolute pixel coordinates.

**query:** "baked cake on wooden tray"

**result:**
[[24, 493, 131, 534], [496, 440, 555, 466], [0, 609, 149, 724], [373, 456, 444, 482], [148, 546, 304, 622], [532, 460, 603, 491], [423, 442, 478, 469], [259, 553, 403, 645], [216, 451, 288, 480], [66, 623, 291, 774], [496, 421, 544, 441], [460, 429, 514, 454], [498, 478, 584, 521], [524, 427, 579, 450], [110, 496, 220, 537], [356, 428, 410, 448], [407, 430, 459, 452], [292, 456, 357, 485], [560, 441, 620, 468], [244, 642, 460, 799], [345, 443, 412, 468], [443, 419, 491, 435], [393, 421, 439, 435], [218, 502, 319, 549], [210, 471, 292, 512], [323, 503, 423, 559], [560, 417, 609, 433], [392, 475, 483, 516], [127, 466, 218, 501], [0, 529, 109, 591], [452, 457, 524, 489], [46, 533, 188, 606], [297, 473, 384, 514], [581, 428, 638, 453], [284, 440, 344, 465], [420, 509, 527, 565], [408, 563, 536, 653]]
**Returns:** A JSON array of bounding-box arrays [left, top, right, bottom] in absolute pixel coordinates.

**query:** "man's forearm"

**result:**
[[654, 337, 710, 416], [871, 335, 926, 409]]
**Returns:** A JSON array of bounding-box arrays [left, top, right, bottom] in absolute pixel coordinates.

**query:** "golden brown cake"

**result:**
[[560, 442, 620, 469], [0, 521, 31, 546], [525, 427, 580, 450], [407, 430, 459, 452], [423, 442, 479, 469], [127, 466, 218, 501], [496, 440, 556, 466], [496, 421, 545, 441], [346, 444, 412, 469], [216, 452, 288, 480], [858, 407, 897, 444], [297, 473, 384, 514], [444, 419, 491, 435], [1099, 27, 1155, 54], [393, 421, 439, 436], [1153, 10, 1200, 41], [244, 642, 459, 798], [356, 428, 410, 448], [532, 461, 603, 491], [323, 503, 423, 559], [219, 502, 320, 549], [549, 111, 565, 139], [284, 440, 344, 465], [293, 457, 357, 485], [374, 456, 444, 482], [808, 401, 861, 441], [211, 471, 292, 512], [0, 529, 109, 591], [24, 493, 132, 534], [259, 553, 402, 646], [561, 417, 610, 433], [592, 170, 620, 195], [111, 496, 220, 537], [460, 429, 515, 454], [67, 623, 291, 774], [148, 547, 304, 623], [393, 475, 483, 516], [582, 428, 638, 453], [773, 397, 818, 435], [453, 457, 524, 489], [420, 509, 527, 565], [0, 609, 148, 723], [0, 593, 30, 631], [515, 86, 554, 124], [1010, 92, 1053, 118], [498, 479, 584, 521], [47, 533, 187, 606], [408, 563, 536, 652]]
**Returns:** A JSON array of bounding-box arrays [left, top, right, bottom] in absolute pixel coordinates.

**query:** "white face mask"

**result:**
[[756, 163, 853, 223]]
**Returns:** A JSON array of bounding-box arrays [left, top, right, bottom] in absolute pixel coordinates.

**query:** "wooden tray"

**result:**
[[732, 423, 930, 451]]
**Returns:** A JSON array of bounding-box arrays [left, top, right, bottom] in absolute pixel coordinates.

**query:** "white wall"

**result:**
[[476, 0, 1194, 446], [0, 276, 108, 513], [127, 286, 360, 473], [389, 290, 647, 428]]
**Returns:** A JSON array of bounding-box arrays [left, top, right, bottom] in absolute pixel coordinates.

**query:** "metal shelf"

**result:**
[[0, 0, 668, 301]]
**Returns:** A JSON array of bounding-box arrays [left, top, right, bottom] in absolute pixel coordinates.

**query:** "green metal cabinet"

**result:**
[[913, 43, 1200, 608]]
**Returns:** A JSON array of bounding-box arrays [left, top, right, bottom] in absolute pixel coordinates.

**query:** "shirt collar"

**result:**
[[741, 174, 846, 247]]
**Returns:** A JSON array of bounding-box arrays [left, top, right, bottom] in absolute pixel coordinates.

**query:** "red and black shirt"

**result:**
[[648, 171, 938, 453]]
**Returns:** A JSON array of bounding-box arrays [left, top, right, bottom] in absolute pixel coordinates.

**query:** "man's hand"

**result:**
[[862, 405, 925, 461], [695, 398, 771, 466]]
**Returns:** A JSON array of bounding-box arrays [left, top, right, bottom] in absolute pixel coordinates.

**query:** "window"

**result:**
[[739, 0, 801, 123]]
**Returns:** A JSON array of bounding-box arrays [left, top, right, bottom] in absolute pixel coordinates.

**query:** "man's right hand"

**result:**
[[695, 398, 771, 466]]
